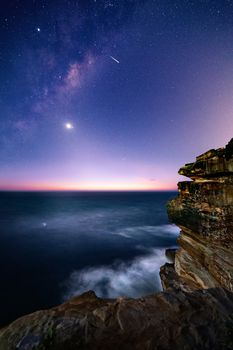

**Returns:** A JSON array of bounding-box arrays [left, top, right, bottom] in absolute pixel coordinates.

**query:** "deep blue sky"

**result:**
[[1, 0, 233, 190]]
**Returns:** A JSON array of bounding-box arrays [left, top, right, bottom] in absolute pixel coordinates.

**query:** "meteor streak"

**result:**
[[110, 55, 120, 64]]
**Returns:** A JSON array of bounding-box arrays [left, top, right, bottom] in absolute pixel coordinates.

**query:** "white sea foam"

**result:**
[[63, 247, 172, 300], [114, 224, 179, 239]]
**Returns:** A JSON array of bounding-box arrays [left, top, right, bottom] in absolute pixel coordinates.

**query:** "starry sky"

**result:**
[[1, 0, 233, 191]]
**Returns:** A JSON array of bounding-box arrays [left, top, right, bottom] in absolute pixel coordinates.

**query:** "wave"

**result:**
[[114, 224, 179, 239], [63, 248, 172, 300]]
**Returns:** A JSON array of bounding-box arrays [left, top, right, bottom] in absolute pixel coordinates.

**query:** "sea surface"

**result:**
[[0, 191, 179, 326]]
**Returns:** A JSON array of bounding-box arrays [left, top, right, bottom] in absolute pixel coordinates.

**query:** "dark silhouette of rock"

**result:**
[[165, 248, 177, 263]]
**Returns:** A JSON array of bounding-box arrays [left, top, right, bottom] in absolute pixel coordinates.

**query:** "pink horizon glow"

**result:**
[[0, 180, 177, 191]]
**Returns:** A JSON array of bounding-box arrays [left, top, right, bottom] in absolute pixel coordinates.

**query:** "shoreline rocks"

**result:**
[[1, 288, 233, 350]]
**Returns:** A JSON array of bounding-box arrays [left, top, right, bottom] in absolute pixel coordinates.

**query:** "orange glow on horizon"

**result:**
[[0, 179, 176, 191]]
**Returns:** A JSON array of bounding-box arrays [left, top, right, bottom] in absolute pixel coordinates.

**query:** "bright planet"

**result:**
[[65, 123, 74, 130]]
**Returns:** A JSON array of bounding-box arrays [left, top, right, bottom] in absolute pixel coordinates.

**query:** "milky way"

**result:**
[[1, 0, 233, 190]]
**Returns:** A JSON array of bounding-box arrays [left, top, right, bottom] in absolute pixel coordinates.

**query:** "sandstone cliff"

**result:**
[[1, 139, 233, 350], [167, 138, 233, 292]]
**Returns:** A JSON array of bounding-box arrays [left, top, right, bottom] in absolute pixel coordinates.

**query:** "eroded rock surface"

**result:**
[[1, 289, 233, 350], [167, 138, 233, 291]]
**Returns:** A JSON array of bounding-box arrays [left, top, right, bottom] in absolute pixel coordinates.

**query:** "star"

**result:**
[[36, 27, 41, 32], [65, 123, 74, 129]]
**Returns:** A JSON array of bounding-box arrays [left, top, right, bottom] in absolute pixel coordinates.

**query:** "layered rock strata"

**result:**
[[167, 138, 233, 291]]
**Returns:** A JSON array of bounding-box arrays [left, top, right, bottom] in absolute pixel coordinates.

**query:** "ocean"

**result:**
[[0, 191, 179, 326]]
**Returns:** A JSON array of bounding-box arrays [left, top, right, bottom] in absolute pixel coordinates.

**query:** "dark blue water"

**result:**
[[0, 191, 178, 326]]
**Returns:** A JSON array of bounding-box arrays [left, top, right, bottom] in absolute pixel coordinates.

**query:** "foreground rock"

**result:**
[[167, 138, 233, 291], [1, 138, 233, 350], [1, 289, 233, 350]]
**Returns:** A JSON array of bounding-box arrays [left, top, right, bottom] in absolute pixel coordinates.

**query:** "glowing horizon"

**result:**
[[0, 179, 177, 192]]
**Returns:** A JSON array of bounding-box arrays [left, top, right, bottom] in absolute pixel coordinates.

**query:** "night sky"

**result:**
[[1, 0, 233, 190]]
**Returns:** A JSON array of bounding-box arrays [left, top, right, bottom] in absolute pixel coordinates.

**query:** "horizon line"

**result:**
[[0, 188, 177, 192]]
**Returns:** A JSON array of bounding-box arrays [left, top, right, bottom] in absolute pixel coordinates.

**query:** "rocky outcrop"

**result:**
[[1, 289, 233, 350], [1, 139, 233, 350], [167, 138, 233, 291]]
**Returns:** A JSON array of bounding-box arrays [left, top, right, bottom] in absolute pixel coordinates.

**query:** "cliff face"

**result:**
[[167, 138, 233, 292], [1, 139, 233, 350]]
